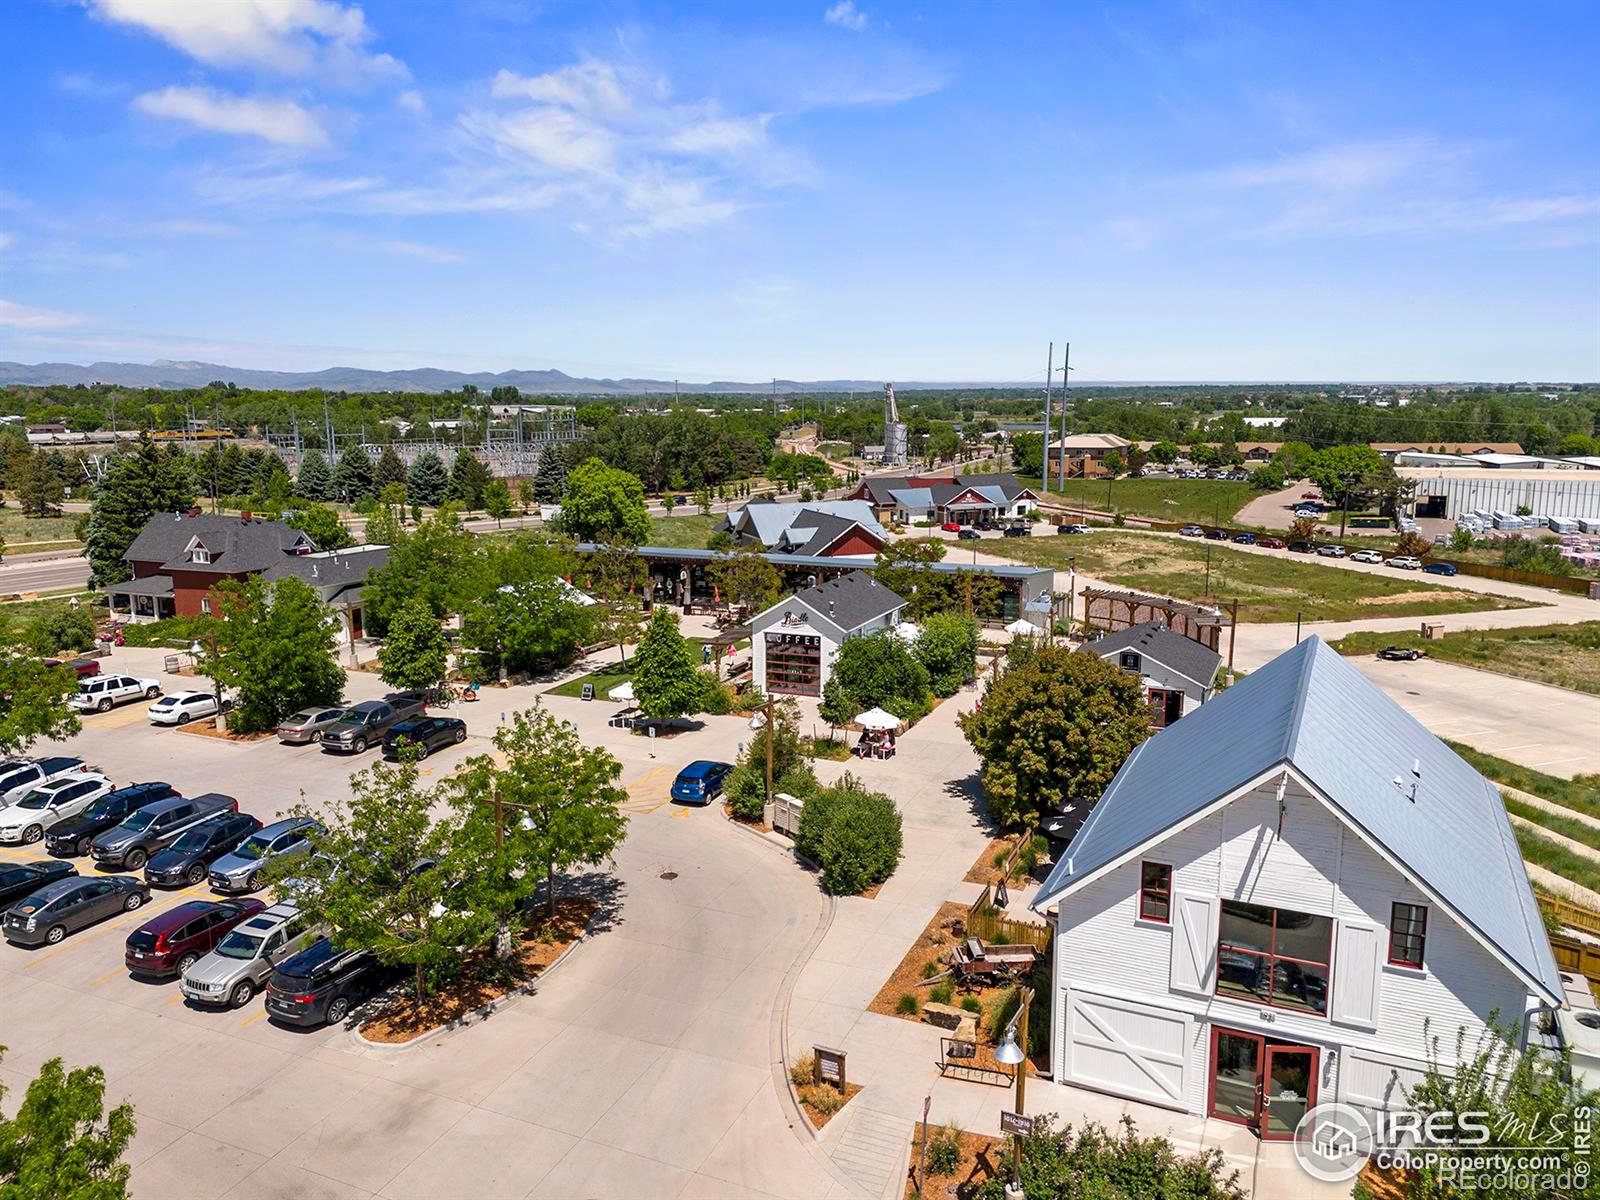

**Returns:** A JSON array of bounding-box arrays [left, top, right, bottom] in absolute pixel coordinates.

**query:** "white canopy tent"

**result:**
[[891, 622, 921, 643], [608, 681, 636, 702], [1004, 618, 1038, 636]]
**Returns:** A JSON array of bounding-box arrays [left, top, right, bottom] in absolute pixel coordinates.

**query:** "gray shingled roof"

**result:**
[[1090, 621, 1221, 689], [124, 513, 316, 573], [264, 545, 389, 603], [787, 570, 905, 631], [1032, 636, 1562, 1005]]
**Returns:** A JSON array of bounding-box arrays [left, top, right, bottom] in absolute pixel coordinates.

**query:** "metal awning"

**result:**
[[107, 574, 174, 598], [711, 623, 752, 646]]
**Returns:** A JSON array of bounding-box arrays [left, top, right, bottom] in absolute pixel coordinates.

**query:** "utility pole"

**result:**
[[1041, 342, 1053, 488], [764, 694, 775, 801], [1057, 342, 1072, 490]]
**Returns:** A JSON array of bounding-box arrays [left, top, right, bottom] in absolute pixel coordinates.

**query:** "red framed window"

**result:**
[[1389, 902, 1427, 968], [1139, 862, 1172, 923], [1216, 900, 1332, 1016]]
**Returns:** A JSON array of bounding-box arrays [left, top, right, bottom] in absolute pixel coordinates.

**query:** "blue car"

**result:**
[[1423, 561, 1458, 576], [671, 761, 733, 806], [1232, 532, 1256, 545]]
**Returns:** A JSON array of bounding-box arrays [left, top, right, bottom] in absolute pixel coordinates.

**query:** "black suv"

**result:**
[[382, 717, 467, 760], [265, 937, 397, 1027], [144, 811, 263, 887], [0, 860, 77, 907], [45, 782, 179, 857], [90, 792, 238, 870]]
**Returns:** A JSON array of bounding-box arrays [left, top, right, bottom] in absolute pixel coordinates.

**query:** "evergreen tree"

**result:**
[[218, 443, 247, 494], [447, 449, 491, 511], [331, 450, 375, 504], [11, 452, 65, 516], [296, 450, 333, 501], [407, 451, 449, 506], [374, 444, 407, 492], [84, 437, 196, 587], [533, 448, 566, 503]]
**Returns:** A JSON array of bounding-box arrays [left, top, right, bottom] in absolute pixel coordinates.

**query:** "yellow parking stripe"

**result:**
[[23, 883, 206, 970], [88, 966, 125, 987], [0, 845, 56, 863], [238, 1010, 267, 1028], [164, 993, 184, 1006]]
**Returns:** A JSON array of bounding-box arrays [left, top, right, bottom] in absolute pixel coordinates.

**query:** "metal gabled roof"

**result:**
[[1033, 637, 1562, 1005]]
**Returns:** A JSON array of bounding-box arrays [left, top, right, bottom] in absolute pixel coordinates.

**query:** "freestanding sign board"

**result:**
[[813, 1045, 847, 1091]]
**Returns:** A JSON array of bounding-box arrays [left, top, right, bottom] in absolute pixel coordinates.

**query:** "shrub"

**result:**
[[27, 607, 97, 656], [973, 1115, 1244, 1200], [793, 783, 842, 864], [896, 993, 919, 1015], [725, 763, 767, 822], [960, 995, 983, 1014], [927, 1125, 963, 1176], [818, 632, 931, 725], [803, 1084, 843, 1116], [914, 612, 980, 697], [698, 672, 733, 715], [776, 763, 820, 799], [921, 960, 939, 980], [1112, 511, 1126, 527], [930, 982, 954, 1006], [819, 786, 904, 895]]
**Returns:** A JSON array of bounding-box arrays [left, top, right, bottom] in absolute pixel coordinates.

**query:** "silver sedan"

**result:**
[[275, 706, 347, 745]]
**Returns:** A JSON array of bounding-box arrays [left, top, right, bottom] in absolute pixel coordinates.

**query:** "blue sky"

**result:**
[[3, 0, 1597, 382]]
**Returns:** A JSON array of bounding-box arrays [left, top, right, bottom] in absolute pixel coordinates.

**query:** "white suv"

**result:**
[[0, 773, 115, 843], [69, 674, 161, 713], [1349, 550, 1384, 564], [1386, 556, 1423, 570]]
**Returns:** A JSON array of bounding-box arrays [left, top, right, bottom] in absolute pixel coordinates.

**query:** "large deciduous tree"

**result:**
[[912, 612, 979, 697], [559, 458, 650, 544], [203, 575, 346, 734], [819, 633, 931, 725], [707, 545, 781, 616], [285, 502, 354, 550], [84, 436, 196, 587], [1304, 444, 1391, 509], [0, 1050, 136, 1199], [958, 645, 1152, 829], [362, 508, 484, 633], [378, 598, 452, 694], [0, 658, 80, 758], [460, 580, 592, 680], [451, 704, 628, 922], [11, 452, 65, 517], [631, 608, 702, 721], [482, 478, 513, 526]]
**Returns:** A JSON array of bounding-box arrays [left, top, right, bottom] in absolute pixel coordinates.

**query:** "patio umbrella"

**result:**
[[855, 707, 900, 731], [892, 622, 921, 643], [1004, 618, 1037, 636], [607, 681, 636, 702]]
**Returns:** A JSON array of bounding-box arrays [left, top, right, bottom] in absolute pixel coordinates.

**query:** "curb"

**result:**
[[348, 915, 593, 1054]]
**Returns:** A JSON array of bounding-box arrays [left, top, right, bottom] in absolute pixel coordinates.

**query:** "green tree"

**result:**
[[285, 502, 355, 550], [631, 608, 703, 721], [447, 449, 491, 511], [378, 598, 451, 693], [362, 508, 485, 632], [532, 448, 566, 504], [11, 453, 65, 517], [25, 608, 96, 657], [1248, 462, 1285, 491], [1304, 444, 1391, 508], [959, 645, 1152, 828], [461, 580, 592, 680], [819, 633, 931, 725], [975, 1114, 1242, 1200], [204, 575, 346, 734], [1101, 450, 1125, 477], [406, 451, 449, 507], [84, 437, 196, 587], [913, 612, 979, 697], [560, 458, 650, 544], [483, 478, 513, 526], [1010, 431, 1044, 478], [707, 545, 781, 616], [585, 543, 647, 664], [250, 453, 291, 504], [295, 450, 333, 501], [451, 704, 628, 922], [0, 658, 80, 757], [374, 445, 408, 492], [265, 758, 490, 1002], [331, 450, 375, 505], [0, 1050, 136, 1200], [516, 478, 534, 515], [1149, 439, 1180, 464]]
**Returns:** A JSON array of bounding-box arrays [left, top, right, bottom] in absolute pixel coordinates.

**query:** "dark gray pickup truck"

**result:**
[[318, 694, 427, 754]]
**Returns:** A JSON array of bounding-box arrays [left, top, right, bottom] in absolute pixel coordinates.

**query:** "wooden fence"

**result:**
[[1539, 894, 1600, 990], [1421, 558, 1596, 596], [968, 887, 1053, 952]]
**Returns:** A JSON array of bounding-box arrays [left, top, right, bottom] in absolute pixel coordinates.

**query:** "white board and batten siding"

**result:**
[[1052, 775, 1533, 1121]]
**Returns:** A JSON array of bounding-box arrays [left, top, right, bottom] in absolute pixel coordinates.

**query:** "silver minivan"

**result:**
[[180, 902, 322, 1009]]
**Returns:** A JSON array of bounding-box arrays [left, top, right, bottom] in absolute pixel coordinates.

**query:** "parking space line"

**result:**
[[88, 966, 124, 987], [0, 845, 56, 863], [163, 993, 185, 1006], [22, 884, 206, 970], [238, 1010, 267, 1028]]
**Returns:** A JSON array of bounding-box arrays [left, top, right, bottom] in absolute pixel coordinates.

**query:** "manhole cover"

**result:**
[[659, 870, 678, 881]]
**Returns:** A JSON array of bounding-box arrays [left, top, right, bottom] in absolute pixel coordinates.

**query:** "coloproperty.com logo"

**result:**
[[1293, 1101, 1593, 1190]]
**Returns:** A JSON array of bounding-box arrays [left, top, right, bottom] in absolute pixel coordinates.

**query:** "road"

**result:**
[[0, 552, 91, 595], [0, 647, 849, 1199]]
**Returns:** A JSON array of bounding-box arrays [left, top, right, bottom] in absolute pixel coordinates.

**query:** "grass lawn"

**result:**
[[1023, 477, 1256, 527], [986, 531, 1532, 623], [1514, 824, 1600, 896], [1444, 740, 1600, 819], [0, 507, 83, 548], [646, 513, 721, 548], [545, 656, 633, 699], [1333, 623, 1600, 695]]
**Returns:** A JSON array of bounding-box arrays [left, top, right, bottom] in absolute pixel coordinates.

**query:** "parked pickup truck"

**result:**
[[319, 694, 427, 755]]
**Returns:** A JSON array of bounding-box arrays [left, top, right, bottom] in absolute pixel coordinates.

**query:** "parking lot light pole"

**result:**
[[994, 985, 1033, 1198]]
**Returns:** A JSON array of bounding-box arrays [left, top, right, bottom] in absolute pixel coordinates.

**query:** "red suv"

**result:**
[[124, 898, 267, 978]]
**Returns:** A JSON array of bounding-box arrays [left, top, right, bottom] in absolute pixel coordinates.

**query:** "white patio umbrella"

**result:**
[[607, 680, 636, 702], [1004, 618, 1037, 636], [855, 707, 900, 731], [892, 622, 921, 643]]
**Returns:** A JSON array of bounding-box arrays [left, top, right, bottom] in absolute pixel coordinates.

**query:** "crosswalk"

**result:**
[[620, 765, 676, 815]]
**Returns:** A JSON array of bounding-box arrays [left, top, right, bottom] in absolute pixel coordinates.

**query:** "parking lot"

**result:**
[[0, 647, 842, 1199]]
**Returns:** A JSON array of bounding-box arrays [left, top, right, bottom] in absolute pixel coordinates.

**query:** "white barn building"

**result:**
[[1031, 637, 1562, 1140], [749, 571, 906, 699]]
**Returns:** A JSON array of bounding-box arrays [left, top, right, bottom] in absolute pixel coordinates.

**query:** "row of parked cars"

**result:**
[[0, 763, 392, 1025], [1174, 526, 1461, 575]]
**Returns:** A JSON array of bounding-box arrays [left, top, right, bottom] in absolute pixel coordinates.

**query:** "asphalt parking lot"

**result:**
[[0, 648, 840, 1199]]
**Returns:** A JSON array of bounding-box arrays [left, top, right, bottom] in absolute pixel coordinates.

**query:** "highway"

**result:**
[[0, 552, 90, 595]]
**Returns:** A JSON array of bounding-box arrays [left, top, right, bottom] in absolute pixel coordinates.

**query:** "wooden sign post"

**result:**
[[813, 1045, 847, 1093]]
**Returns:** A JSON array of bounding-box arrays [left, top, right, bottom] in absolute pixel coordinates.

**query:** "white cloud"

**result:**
[[1203, 138, 1448, 194], [823, 1, 868, 31], [465, 106, 619, 174], [134, 86, 329, 147], [381, 240, 464, 264], [88, 0, 406, 81], [666, 115, 770, 155], [0, 299, 83, 330], [491, 62, 640, 115], [396, 89, 428, 115]]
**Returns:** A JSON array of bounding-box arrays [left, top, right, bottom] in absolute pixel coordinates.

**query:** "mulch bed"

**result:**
[[904, 1128, 1007, 1200], [798, 1081, 862, 1130], [176, 719, 272, 742], [1358, 1161, 1410, 1200], [722, 801, 772, 832], [359, 897, 594, 1044]]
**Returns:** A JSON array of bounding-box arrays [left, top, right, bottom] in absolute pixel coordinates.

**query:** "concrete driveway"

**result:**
[[0, 650, 850, 1199]]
